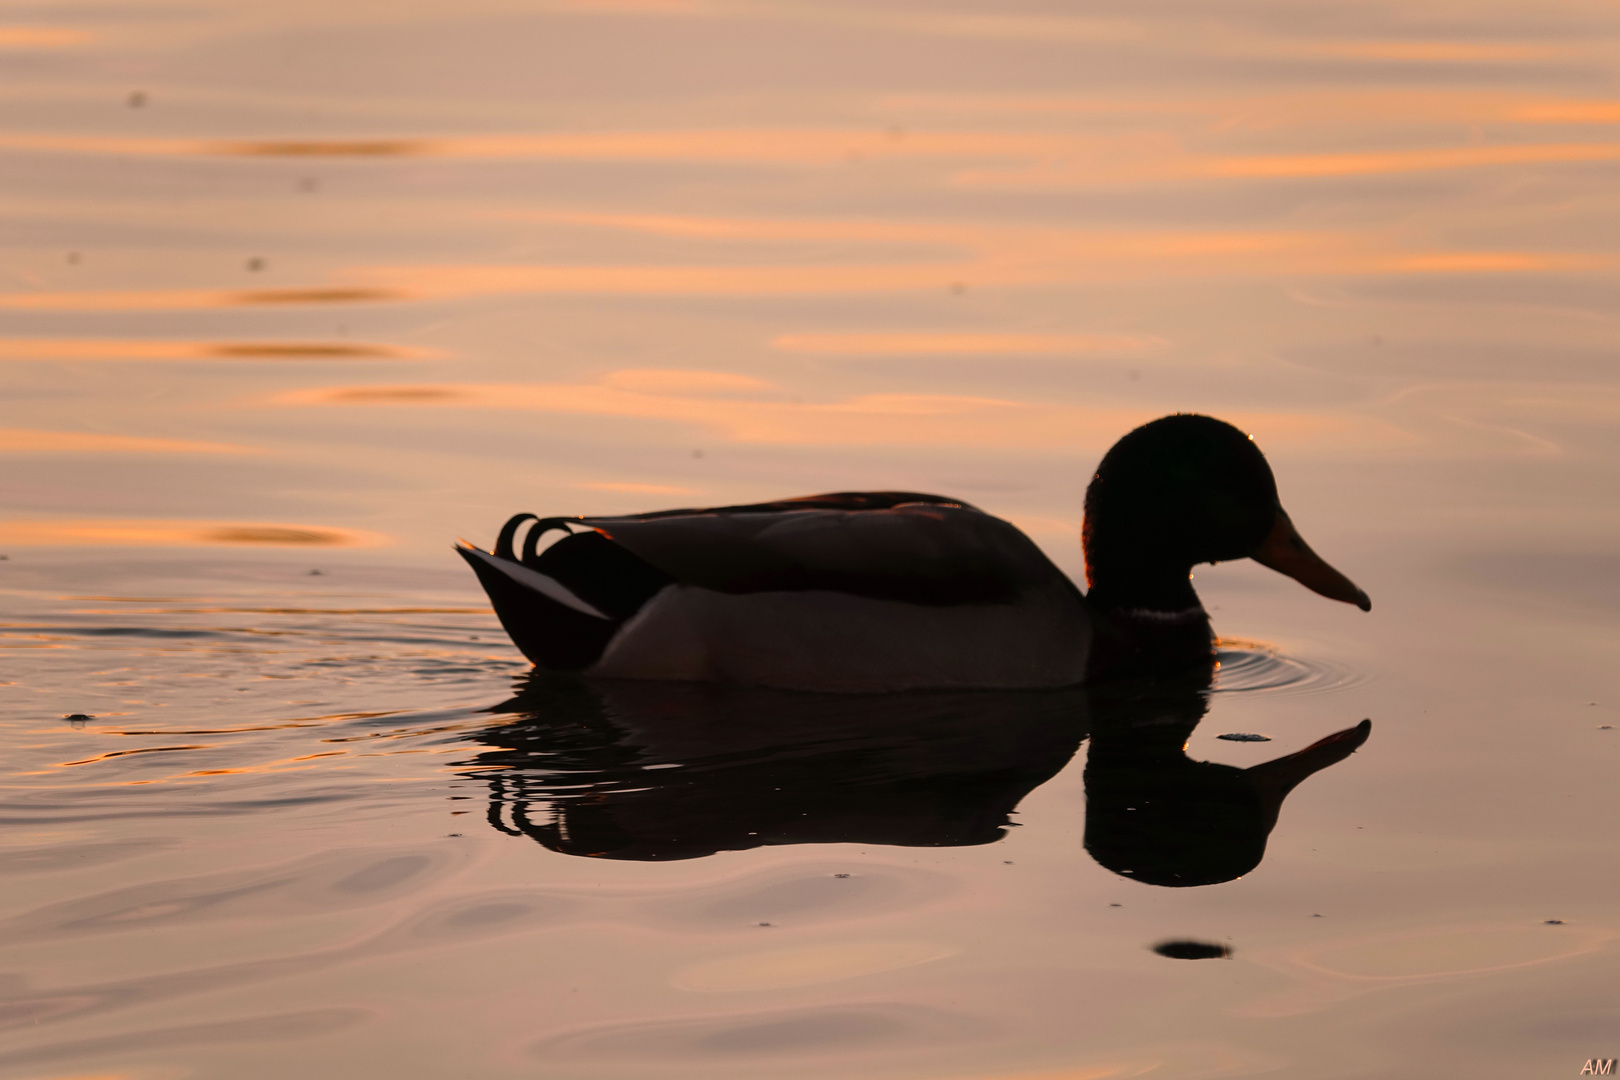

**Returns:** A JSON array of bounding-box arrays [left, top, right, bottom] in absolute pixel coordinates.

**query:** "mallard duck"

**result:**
[[457, 414, 1369, 691]]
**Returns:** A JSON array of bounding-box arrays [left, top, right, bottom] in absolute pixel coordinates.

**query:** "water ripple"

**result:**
[[1212, 639, 1364, 697]]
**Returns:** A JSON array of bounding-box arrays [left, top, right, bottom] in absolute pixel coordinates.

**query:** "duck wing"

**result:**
[[579, 493, 1071, 607]]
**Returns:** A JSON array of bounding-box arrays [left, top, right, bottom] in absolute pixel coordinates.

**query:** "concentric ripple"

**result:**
[[1212, 639, 1364, 697]]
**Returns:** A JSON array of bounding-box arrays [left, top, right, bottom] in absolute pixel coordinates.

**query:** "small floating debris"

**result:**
[[1599, 725, 1613, 731], [757, 922, 773, 927], [63, 713, 94, 723], [1153, 940, 1230, 960], [833, 873, 851, 879], [1217, 733, 1271, 742], [1545, 919, 1565, 925]]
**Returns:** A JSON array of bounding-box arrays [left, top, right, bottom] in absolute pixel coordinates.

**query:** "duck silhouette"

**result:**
[[458, 414, 1369, 692], [462, 662, 1368, 883], [469, 676, 1090, 860]]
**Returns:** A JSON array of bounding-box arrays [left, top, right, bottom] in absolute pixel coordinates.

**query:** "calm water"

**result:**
[[4, 0, 1620, 1076]]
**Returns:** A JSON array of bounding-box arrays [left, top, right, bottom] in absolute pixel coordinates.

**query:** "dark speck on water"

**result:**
[[1545, 919, 1565, 925], [1153, 940, 1231, 960], [1217, 732, 1271, 742]]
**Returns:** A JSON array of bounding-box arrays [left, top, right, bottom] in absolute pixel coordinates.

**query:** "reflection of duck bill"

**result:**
[[1247, 718, 1373, 818]]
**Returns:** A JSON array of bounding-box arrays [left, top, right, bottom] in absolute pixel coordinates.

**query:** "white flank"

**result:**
[[590, 585, 1090, 692]]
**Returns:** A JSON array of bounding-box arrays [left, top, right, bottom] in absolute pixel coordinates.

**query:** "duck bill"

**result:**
[[1250, 509, 1371, 612]]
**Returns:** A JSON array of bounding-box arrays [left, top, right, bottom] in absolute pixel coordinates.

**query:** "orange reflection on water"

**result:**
[[0, 207, 1585, 316], [0, 521, 388, 547], [960, 141, 1620, 186], [1206, 142, 1620, 180], [575, 481, 699, 495], [886, 89, 1620, 129], [1319, 41, 1561, 62], [282, 371, 1414, 454], [0, 287, 408, 312], [771, 333, 1164, 356], [0, 128, 1119, 164], [1510, 102, 1620, 124], [0, 339, 432, 361], [1377, 252, 1579, 273], [0, 429, 253, 455], [348, 235, 1565, 302], [354, 261, 982, 297], [0, 27, 91, 48]]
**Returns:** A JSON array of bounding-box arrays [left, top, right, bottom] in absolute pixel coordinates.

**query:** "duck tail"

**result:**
[[458, 528, 617, 669]]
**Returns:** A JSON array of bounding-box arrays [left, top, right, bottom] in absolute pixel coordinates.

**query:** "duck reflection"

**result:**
[[469, 676, 1090, 860], [1082, 671, 1369, 887], [463, 665, 1367, 883]]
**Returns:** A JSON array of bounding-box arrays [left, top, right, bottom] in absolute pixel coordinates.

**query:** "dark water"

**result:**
[[5, 0, 1620, 1076]]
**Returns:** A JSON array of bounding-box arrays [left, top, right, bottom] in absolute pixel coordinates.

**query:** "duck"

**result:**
[[456, 413, 1370, 692]]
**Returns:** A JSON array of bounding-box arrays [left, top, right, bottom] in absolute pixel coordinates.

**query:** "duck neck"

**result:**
[[1085, 552, 1202, 615], [1084, 556, 1214, 678]]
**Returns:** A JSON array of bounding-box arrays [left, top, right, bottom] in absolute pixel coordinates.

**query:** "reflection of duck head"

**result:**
[[1083, 669, 1370, 886], [464, 676, 1091, 860]]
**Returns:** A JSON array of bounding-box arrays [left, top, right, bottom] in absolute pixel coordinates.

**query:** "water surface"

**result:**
[[4, 0, 1620, 1076]]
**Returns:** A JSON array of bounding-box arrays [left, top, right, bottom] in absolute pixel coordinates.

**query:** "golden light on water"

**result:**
[[771, 333, 1165, 355], [0, 340, 432, 361], [278, 373, 1416, 452], [0, 429, 254, 455], [0, 26, 91, 48], [0, 521, 387, 547]]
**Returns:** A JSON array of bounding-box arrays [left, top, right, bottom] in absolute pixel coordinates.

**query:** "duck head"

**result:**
[[1083, 414, 1370, 619]]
